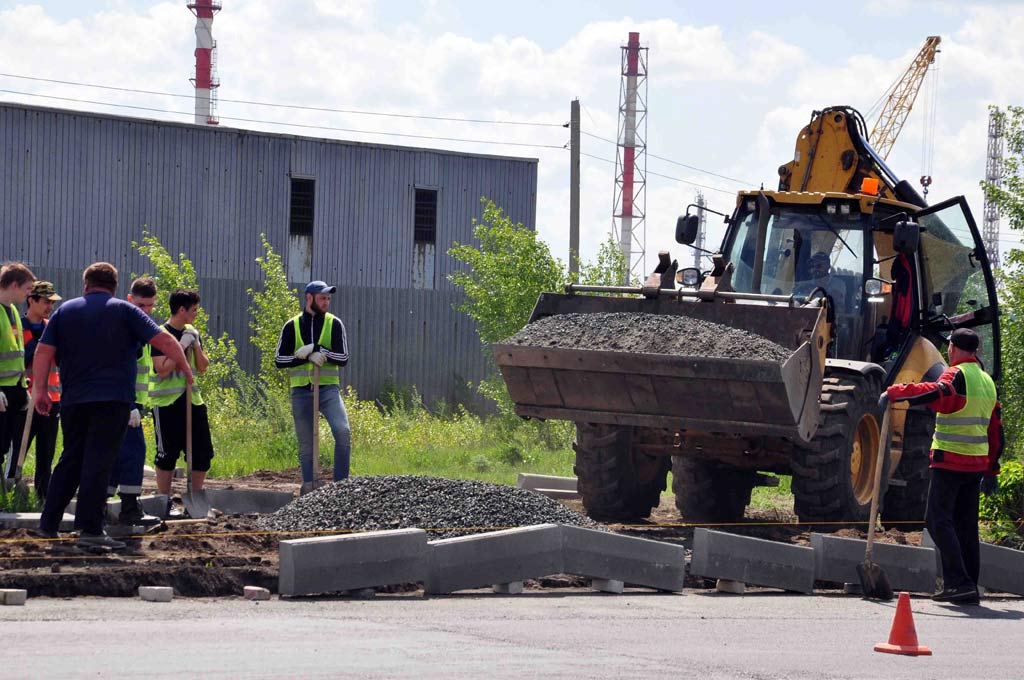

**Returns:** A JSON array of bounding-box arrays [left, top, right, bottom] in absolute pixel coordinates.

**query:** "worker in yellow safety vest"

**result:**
[[0, 262, 35, 484], [274, 280, 351, 495]]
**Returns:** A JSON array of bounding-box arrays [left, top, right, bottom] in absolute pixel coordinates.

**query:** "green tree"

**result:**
[[448, 198, 566, 346], [578, 233, 629, 286], [981, 106, 1024, 456], [133, 231, 241, 392], [247, 233, 300, 392]]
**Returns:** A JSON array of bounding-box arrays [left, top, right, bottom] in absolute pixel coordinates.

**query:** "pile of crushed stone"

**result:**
[[259, 475, 596, 539], [502, 312, 791, 362]]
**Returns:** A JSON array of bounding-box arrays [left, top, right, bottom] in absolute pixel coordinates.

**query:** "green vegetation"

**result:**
[[980, 105, 1024, 544]]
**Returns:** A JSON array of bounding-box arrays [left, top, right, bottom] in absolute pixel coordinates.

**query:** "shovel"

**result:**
[[856, 397, 894, 601], [182, 348, 211, 519], [10, 392, 35, 500], [310, 363, 323, 492]]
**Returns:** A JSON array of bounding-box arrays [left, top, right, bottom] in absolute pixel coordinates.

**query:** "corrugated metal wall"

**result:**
[[0, 103, 538, 404]]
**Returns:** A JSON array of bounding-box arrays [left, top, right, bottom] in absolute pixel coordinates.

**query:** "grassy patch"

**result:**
[[749, 474, 794, 513]]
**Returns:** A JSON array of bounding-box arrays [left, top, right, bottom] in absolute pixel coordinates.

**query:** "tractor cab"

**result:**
[[704, 191, 1000, 379]]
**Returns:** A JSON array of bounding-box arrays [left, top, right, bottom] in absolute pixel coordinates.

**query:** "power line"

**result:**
[[579, 151, 736, 195], [0, 89, 567, 151], [581, 129, 753, 186], [0, 72, 564, 128]]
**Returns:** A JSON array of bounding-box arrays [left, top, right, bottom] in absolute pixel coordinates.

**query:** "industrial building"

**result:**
[[0, 101, 538, 404]]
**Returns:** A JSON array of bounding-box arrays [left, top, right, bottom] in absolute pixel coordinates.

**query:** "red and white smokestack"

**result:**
[[188, 0, 221, 125], [619, 31, 640, 263]]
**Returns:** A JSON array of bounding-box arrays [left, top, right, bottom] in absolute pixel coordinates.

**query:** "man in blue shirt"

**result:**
[[34, 263, 192, 550]]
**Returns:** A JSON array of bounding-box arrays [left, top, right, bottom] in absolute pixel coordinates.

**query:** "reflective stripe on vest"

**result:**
[[932, 362, 997, 456], [0, 304, 25, 387], [149, 325, 203, 407], [288, 313, 340, 388], [136, 344, 153, 406]]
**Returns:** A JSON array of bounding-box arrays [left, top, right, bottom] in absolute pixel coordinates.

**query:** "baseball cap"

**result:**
[[31, 281, 61, 301], [304, 280, 337, 295], [950, 328, 980, 353]]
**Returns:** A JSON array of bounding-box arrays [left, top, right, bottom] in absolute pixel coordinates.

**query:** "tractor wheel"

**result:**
[[882, 409, 934, 531], [573, 423, 670, 522], [792, 372, 889, 526], [672, 457, 758, 525]]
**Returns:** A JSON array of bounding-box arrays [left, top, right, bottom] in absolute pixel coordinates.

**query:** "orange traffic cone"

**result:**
[[874, 592, 933, 656]]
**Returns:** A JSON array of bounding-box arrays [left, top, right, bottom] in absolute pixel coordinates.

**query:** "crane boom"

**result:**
[[868, 36, 941, 161]]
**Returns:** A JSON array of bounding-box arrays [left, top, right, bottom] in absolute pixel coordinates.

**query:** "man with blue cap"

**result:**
[[275, 280, 351, 494]]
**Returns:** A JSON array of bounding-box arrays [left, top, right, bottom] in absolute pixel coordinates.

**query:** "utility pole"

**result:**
[[693, 192, 707, 270], [569, 99, 580, 280]]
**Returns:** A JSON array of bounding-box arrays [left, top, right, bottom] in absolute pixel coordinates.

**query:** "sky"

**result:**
[[1, 0, 1022, 274]]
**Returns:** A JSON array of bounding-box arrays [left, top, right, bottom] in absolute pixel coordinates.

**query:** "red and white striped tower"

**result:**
[[188, 0, 221, 125], [612, 31, 648, 283]]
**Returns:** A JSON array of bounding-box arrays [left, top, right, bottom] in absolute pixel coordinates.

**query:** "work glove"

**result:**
[[179, 331, 198, 351], [0, 391, 6, 412], [128, 408, 142, 428], [294, 343, 315, 360], [309, 351, 327, 367], [981, 475, 999, 497]]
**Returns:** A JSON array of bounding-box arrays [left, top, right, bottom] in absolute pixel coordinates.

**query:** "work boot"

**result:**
[[933, 584, 980, 604], [76, 532, 127, 551], [300, 482, 315, 497], [117, 496, 163, 527]]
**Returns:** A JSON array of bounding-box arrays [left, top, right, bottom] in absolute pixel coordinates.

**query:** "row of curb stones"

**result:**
[[690, 528, 1024, 596], [278, 523, 687, 597]]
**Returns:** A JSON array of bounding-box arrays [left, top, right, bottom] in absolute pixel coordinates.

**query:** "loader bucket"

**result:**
[[493, 293, 825, 443]]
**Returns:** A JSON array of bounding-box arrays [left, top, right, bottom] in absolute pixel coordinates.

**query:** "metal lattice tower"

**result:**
[[612, 32, 648, 283], [693, 192, 707, 270], [983, 107, 1004, 267], [868, 36, 941, 161]]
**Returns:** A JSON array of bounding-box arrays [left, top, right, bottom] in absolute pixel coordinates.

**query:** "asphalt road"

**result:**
[[3, 590, 1022, 679]]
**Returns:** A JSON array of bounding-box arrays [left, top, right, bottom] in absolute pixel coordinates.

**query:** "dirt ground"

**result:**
[[0, 471, 922, 597]]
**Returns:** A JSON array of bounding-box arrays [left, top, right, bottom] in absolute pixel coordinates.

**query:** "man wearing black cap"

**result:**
[[275, 280, 350, 494], [886, 328, 1004, 605]]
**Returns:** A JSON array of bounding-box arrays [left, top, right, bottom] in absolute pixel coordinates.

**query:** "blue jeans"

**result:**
[[291, 385, 351, 483]]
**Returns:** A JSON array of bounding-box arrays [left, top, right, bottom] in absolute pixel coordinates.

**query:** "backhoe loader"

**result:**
[[494, 106, 1000, 527]]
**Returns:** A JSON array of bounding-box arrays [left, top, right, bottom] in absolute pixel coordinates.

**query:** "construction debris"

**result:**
[[502, 312, 791, 362]]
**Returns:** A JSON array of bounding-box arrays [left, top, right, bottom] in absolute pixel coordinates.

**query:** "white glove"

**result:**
[[294, 343, 315, 360], [128, 408, 142, 428], [179, 332, 197, 351], [309, 351, 327, 367], [0, 391, 7, 412]]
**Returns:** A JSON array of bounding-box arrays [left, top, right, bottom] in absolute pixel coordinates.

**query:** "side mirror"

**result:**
[[675, 214, 699, 245], [676, 267, 702, 288], [864, 277, 891, 301], [893, 219, 920, 254]]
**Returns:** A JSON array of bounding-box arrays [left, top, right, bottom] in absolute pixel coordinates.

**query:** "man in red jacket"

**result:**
[[886, 328, 1003, 605]]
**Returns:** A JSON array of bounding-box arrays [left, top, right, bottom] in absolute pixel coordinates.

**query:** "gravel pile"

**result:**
[[503, 312, 791, 362], [259, 475, 596, 539]]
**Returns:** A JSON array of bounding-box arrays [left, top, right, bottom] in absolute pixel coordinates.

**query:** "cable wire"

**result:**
[[0, 89, 567, 151], [581, 151, 741, 196], [581, 129, 753, 186], [0, 72, 564, 128]]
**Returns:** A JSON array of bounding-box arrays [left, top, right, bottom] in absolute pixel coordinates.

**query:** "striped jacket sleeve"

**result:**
[[324, 316, 349, 367], [274, 319, 298, 368]]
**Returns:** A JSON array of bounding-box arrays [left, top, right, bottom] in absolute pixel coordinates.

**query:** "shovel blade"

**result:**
[[856, 560, 894, 601], [183, 490, 213, 519]]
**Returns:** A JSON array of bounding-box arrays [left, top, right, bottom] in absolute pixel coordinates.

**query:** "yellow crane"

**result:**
[[868, 36, 941, 162]]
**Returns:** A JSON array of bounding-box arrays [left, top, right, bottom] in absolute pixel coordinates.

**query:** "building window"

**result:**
[[290, 178, 315, 236], [413, 188, 438, 290], [288, 178, 314, 283], [414, 188, 437, 244]]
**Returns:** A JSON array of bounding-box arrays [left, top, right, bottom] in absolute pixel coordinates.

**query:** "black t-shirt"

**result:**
[[151, 323, 199, 357]]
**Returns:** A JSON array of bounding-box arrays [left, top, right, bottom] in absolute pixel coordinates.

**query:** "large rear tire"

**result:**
[[881, 409, 934, 531], [573, 423, 670, 522], [672, 457, 758, 525], [792, 372, 889, 525]]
